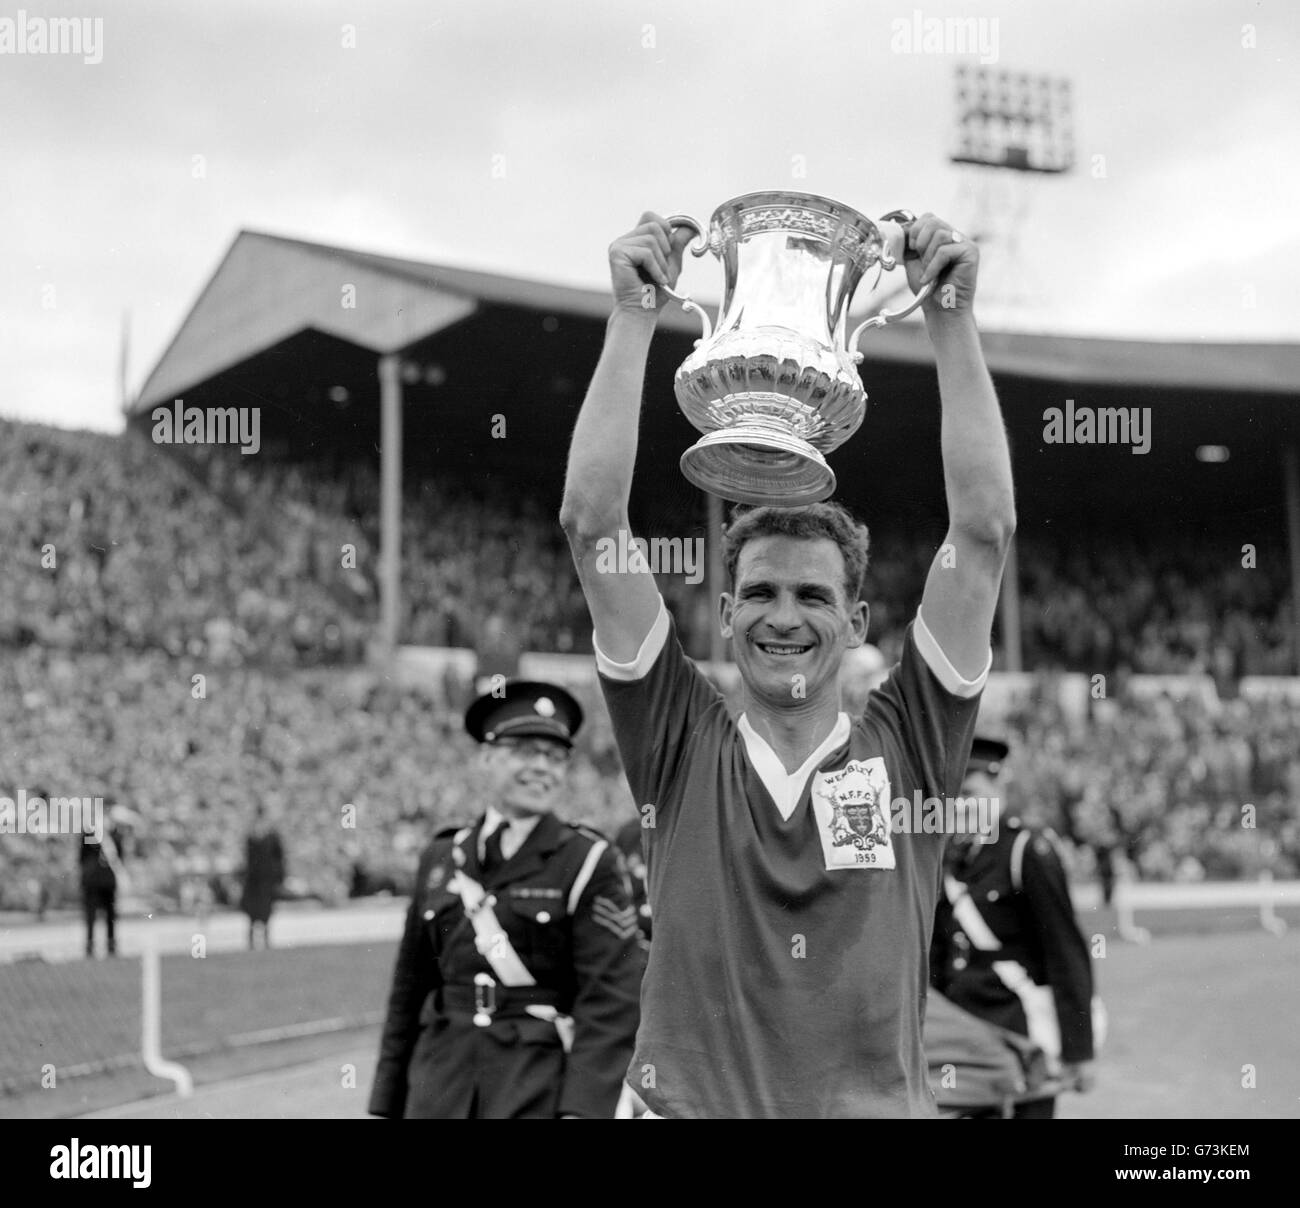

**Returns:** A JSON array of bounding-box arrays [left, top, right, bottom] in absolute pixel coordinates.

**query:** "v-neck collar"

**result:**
[[736, 712, 851, 821]]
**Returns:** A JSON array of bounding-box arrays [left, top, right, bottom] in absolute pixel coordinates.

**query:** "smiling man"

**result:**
[[560, 210, 1016, 1118], [369, 680, 642, 1119]]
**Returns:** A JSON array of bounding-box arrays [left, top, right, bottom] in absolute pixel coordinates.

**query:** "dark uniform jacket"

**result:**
[[369, 812, 642, 1119], [613, 818, 652, 950], [930, 819, 1094, 1065]]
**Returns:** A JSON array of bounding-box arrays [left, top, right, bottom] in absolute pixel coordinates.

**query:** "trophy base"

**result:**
[[679, 425, 836, 507]]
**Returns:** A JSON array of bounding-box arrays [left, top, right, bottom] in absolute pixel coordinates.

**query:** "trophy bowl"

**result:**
[[664, 191, 933, 506]]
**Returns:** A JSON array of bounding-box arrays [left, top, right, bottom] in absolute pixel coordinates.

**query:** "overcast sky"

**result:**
[[2, 0, 1297, 432]]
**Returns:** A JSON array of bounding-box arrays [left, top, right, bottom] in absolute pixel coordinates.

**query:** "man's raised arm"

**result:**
[[906, 214, 1017, 680], [560, 213, 692, 664]]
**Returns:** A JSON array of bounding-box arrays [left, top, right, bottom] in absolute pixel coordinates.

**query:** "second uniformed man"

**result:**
[[930, 737, 1097, 1118], [369, 680, 642, 1119]]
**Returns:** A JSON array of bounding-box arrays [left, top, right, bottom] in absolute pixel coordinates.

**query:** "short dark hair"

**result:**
[[721, 502, 871, 604]]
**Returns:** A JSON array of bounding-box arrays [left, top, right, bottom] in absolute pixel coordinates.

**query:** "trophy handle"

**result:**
[[848, 208, 935, 364], [660, 214, 713, 344]]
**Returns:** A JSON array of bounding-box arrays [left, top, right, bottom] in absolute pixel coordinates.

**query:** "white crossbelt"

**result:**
[[944, 872, 1062, 1067], [447, 867, 536, 987]]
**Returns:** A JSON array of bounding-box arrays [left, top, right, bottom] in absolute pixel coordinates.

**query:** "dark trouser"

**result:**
[[1012, 1096, 1056, 1118], [403, 1013, 567, 1118], [83, 887, 116, 956]]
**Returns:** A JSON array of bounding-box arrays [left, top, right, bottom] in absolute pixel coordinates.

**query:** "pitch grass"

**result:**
[[0, 941, 396, 1119], [1061, 912, 1300, 1118]]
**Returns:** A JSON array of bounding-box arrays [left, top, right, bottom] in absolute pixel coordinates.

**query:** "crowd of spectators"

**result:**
[[173, 445, 1300, 679], [1, 420, 1290, 676], [0, 646, 631, 913], [1014, 533, 1293, 678], [997, 682, 1300, 883], [0, 421, 371, 666], [3, 643, 1297, 913], [0, 419, 1296, 911]]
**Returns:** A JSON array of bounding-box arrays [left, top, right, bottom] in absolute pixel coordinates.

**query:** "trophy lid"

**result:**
[[704, 191, 883, 273]]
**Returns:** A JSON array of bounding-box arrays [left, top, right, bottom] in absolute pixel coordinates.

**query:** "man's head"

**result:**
[[950, 736, 1009, 853], [959, 736, 1008, 800], [249, 800, 279, 833], [465, 681, 583, 818], [719, 502, 871, 707]]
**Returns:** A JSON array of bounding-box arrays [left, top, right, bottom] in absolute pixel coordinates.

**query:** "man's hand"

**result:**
[[902, 212, 979, 318], [1062, 1060, 1096, 1093], [608, 213, 693, 318]]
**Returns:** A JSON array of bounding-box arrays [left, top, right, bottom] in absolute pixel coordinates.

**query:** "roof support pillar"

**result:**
[[379, 353, 403, 658], [1284, 444, 1300, 675], [708, 491, 726, 663]]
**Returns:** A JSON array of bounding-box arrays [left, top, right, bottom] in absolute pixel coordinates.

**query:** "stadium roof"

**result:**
[[132, 229, 1299, 415], [133, 230, 701, 415]]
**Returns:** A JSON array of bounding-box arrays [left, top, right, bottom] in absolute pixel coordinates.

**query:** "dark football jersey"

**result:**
[[597, 598, 986, 1118]]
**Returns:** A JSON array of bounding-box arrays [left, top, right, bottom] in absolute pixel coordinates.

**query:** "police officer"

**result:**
[[369, 680, 642, 1119], [930, 737, 1097, 1118]]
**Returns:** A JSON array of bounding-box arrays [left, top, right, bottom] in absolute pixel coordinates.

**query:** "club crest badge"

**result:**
[[811, 757, 896, 870]]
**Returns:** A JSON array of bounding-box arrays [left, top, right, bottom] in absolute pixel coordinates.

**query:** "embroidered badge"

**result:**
[[425, 864, 448, 892], [811, 757, 896, 871]]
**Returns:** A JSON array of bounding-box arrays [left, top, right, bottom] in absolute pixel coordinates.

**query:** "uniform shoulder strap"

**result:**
[[566, 831, 610, 915], [1010, 828, 1034, 893], [420, 825, 470, 867]]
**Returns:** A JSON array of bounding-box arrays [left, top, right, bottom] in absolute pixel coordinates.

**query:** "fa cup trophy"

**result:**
[[663, 191, 933, 506]]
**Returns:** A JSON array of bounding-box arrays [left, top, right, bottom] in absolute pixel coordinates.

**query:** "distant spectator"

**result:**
[[240, 803, 286, 949], [473, 612, 522, 694], [79, 807, 132, 958]]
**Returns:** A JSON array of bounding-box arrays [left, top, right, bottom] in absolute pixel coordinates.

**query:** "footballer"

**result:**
[[560, 209, 1014, 1118]]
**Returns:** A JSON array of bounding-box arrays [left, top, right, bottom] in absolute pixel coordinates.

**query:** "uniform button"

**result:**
[[953, 957, 968, 970], [423, 910, 435, 921], [987, 889, 1000, 902], [536, 911, 551, 924]]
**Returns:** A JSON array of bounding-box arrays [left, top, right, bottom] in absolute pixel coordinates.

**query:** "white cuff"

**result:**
[[914, 608, 991, 699], [593, 597, 670, 682]]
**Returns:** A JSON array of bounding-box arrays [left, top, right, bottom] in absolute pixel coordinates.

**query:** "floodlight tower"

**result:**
[[950, 66, 1075, 327]]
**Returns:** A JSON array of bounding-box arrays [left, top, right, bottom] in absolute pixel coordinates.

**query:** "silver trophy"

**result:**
[[664, 191, 933, 506]]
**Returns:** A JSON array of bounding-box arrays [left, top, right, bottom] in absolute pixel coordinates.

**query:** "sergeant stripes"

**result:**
[[591, 895, 640, 941]]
